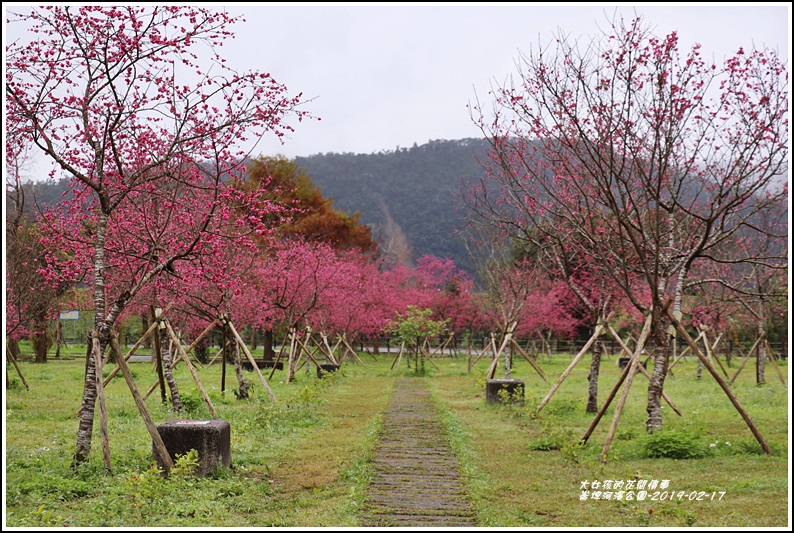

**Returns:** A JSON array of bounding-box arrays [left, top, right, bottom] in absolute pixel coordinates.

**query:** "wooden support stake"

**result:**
[[293, 335, 325, 370], [183, 320, 220, 360], [221, 335, 227, 394], [226, 320, 277, 403], [267, 337, 287, 380], [109, 334, 174, 472], [207, 343, 226, 367], [666, 330, 704, 374], [469, 337, 492, 369], [104, 320, 160, 387], [537, 321, 609, 413], [391, 342, 405, 371], [340, 335, 367, 367], [91, 333, 112, 472], [599, 314, 654, 462], [509, 338, 548, 383], [319, 332, 339, 365], [729, 336, 765, 385], [5, 344, 30, 391], [285, 330, 297, 382], [418, 345, 441, 371], [702, 331, 729, 379], [581, 314, 652, 444], [665, 307, 772, 454], [163, 320, 218, 418], [606, 324, 682, 417], [765, 340, 786, 385], [485, 335, 501, 380]]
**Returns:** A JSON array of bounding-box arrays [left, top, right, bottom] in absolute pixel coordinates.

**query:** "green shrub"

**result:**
[[528, 420, 575, 451], [179, 391, 207, 417], [641, 428, 709, 459]]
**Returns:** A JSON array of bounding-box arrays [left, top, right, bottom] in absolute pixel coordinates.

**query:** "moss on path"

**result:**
[[361, 378, 477, 527]]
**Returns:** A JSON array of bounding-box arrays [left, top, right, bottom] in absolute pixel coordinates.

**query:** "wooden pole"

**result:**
[[103, 320, 159, 387], [666, 330, 704, 374], [391, 342, 405, 371], [536, 321, 608, 413], [109, 335, 174, 472], [485, 341, 500, 380], [286, 329, 298, 382], [390, 345, 402, 370], [152, 316, 167, 404], [340, 335, 367, 367], [267, 336, 287, 380], [91, 332, 112, 472], [581, 314, 652, 444], [418, 345, 441, 371], [181, 320, 220, 361], [665, 306, 773, 454], [765, 340, 786, 385], [729, 335, 765, 385], [226, 319, 277, 403], [293, 335, 325, 370], [221, 334, 227, 394], [207, 343, 225, 367], [606, 324, 682, 417], [163, 320, 218, 419], [468, 338, 492, 370], [599, 314, 654, 462], [5, 344, 30, 391], [168, 328, 205, 369], [702, 330, 729, 379], [509, 338, 548, 382], [319, 332, 339, 365]]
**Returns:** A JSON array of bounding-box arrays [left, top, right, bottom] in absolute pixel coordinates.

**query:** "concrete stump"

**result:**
[[242, 359, 283, 371], [154, 419, 230, 476], [317, 363, 340, 378], [486, 379, 525, 405]]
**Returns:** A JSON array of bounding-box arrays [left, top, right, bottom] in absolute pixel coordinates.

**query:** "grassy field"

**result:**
[[4, 343, 790, 527]]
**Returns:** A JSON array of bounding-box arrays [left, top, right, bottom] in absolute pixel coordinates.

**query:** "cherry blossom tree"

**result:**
[[464, 15, 787, 431], [6, 5, 310, 465]]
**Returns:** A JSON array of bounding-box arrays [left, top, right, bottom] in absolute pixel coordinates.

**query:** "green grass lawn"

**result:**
[[4, 345, 789, 527], [431, 352, 789, 527]]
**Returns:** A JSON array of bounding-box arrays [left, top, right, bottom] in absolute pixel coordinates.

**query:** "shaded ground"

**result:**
[[361, 378, 477, 527]]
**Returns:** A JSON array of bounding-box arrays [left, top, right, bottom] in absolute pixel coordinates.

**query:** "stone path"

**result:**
[[360, 378, 477, 527]]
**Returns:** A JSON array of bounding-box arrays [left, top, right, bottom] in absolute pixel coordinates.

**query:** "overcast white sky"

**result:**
[[3, 2, 791, 167], [217, 2, 791, 159]]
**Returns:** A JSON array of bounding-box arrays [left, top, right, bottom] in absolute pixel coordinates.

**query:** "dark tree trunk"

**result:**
[[586, 339, 604, 414], [55, 320, 64, 358], [230, 326, 249, 399], [160, 327, 182, 412], [262, 329, 275, 360], [32, 317, 50, 363], [9, 338, 22, 360], [141, 313, 152, 349], [152, 314, 167, 404], [73, 334, 99, 467], [249, 328, 258, 351], [646, 312, 672, 433], [194, 337, 209, 364], [755, 302, 767, 385]]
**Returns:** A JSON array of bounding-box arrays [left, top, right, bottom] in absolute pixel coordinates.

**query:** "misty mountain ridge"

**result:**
[[12, 138, 491, 275], [295, 138, 490, 273]]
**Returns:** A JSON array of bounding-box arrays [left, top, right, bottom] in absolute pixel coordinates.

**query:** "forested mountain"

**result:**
[[12, 138, 490, 275], [296, 138, 490, 273]]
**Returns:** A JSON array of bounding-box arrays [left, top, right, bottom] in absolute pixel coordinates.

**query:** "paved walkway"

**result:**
[[361, 378, 477, 527]]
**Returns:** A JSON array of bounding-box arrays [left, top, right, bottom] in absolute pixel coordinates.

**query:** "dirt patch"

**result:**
[[361, 378, 477, 527]]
